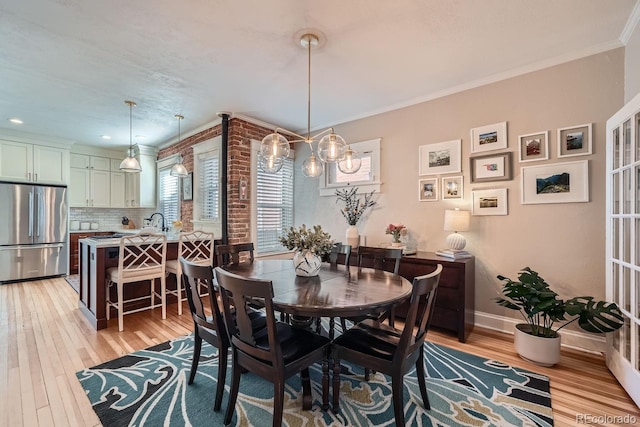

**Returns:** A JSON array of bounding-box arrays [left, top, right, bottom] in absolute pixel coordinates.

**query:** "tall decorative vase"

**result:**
[[346, 225, 359, 249], [293, 250, 322, 277]]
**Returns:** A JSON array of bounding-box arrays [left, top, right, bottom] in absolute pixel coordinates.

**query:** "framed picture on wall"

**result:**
[[557, 123, 592, 158], [441, 175, 463, 199], [518, 131, 549, 163], [521, 160, 589, 204], [418, 178, 438, 202], [470, 121, 508, 153], [470, 152, 513, 183], [182, 172, 193, 201], [471, 188, 508, 216], [418, 139, 461, 175]]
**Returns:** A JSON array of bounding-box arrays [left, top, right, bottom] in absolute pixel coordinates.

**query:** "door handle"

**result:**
[[28, 191, 34, 237], [34, 173, 38, 182], [28, 172, 31, 181]]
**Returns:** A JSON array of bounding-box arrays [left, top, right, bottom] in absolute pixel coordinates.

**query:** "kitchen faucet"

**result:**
[[146, 212, 168, 232]]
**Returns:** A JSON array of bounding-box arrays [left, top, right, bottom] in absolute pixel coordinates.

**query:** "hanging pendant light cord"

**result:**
[[129, 102, 133, 152], [307, 34, 311, 142]]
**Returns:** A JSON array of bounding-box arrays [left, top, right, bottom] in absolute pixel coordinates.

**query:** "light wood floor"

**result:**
[[0, 277, 638, 427]]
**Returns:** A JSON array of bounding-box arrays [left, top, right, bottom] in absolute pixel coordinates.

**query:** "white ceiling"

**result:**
[[0, 1, 638, 150]]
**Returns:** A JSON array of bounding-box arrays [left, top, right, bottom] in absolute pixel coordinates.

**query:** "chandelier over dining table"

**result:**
[[258, 31, 362, 177]]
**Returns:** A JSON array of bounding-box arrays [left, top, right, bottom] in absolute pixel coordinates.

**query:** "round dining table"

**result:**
[[221, 259, 413, 319]]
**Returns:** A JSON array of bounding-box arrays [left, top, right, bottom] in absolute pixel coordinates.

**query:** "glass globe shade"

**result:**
[[260, 133, 290, 159], [302, 153, 324, 177], [259, 153, 284, 173], [317, 133, 347, 163], [337, 147, 362, 174]]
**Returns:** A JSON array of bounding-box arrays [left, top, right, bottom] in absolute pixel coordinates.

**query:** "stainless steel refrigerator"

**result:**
[[0, 182, 68, 282]]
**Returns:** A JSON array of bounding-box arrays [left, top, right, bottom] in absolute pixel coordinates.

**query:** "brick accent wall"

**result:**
[[157, 117, 276, 244]]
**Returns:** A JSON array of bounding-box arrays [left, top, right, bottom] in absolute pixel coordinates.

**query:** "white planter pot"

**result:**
[[514, 324, 561, 367], [346, 225, 359, 249], [293, 251, 322, 277]]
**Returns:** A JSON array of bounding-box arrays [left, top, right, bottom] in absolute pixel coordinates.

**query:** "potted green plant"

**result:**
[[279, 224, 333, 277], [495, 267, 624, 366]]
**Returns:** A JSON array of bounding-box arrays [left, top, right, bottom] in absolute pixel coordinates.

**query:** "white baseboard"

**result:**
[[474, 311, 606, 355]]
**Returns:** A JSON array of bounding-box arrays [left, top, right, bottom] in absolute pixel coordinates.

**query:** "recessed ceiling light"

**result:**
[[101, 135, 111, 140], [135, 135, 146, 140], [8, 118, 23, 124]]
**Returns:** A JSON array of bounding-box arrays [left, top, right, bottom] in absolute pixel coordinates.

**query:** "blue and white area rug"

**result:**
[[76, 335, 553, 426]]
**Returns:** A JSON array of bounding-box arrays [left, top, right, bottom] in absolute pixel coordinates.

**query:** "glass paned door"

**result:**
[[606, 93, 640, 406]]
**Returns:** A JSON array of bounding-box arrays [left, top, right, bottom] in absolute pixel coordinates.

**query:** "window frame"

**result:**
[[318, 137, 381, 196], [156, 155, 181, 226], [192, 136, 222, 236], [250, 139, 295, 257]]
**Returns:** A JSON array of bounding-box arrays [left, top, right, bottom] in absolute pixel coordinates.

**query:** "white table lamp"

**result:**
[[443, 209, 470, 256]]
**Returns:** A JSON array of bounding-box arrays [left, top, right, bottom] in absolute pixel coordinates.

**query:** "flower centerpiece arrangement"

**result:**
[[335, 187, 376, 249], [279, 224, 333, 276], [335, 187, 377, 226], [385, 224, 407, 244]]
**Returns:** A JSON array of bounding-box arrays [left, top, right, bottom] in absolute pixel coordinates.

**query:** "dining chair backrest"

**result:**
[[180, 257, 225, 337], [214, 266, 331, 426], [329, 243, 351, 268], [356, 246, 402, 274], [216, 242, 255, 266], [397, 264, 442, 360], [178, 230, 214, 266], [214, 267, 280, 364], [117, 232, 167, 283]]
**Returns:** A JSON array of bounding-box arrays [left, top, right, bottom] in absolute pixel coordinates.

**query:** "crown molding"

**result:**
[[620, 0, 640, 44]]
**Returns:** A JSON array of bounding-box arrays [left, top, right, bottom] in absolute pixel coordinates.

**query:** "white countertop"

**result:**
[[78, 230, 182, 247]]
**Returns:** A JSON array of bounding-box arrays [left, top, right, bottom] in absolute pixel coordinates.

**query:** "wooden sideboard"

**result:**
[[396, 251, 475, 342]]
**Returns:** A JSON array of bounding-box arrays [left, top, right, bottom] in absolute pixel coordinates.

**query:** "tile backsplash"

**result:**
[[69, 208, 156, 231]]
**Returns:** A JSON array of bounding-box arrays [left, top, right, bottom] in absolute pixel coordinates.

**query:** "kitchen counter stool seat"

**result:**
[[105, 232, 167, 331], [165, 230, 214, 315]]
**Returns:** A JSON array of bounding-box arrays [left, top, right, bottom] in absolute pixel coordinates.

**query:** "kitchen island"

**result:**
[[78, 232, 219, 330]]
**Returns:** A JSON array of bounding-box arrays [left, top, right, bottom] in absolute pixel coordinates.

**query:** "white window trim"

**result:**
[[156, 155, 181, 224], [318, 137, 381, 196], [250, 139, 295, 257], [192, 136, 222, 236]]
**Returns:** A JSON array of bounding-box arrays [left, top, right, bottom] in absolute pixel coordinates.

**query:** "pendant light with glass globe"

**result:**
[[170, 114, 189, 178], [259, 31, 349, 177], [119, 100, 142, 172]]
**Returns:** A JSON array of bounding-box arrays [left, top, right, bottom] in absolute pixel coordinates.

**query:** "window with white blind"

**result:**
[[156, 157, 180, 225], [192, 137, 222, 236], [251, 141, 294, 255], [196, 150, 220, 220]]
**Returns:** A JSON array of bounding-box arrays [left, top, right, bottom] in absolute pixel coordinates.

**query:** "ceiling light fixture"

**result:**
[[170, 114, 189, 178], [119, 100, 142, 173], [259, 31, 347, 177], [100, 135, 111, 140], [8, 118, 23, 124], [337, 145, 362, 174]]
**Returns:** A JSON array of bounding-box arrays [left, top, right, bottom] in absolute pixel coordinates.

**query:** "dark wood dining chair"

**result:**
[[317, 243, 351, 338], [180, 258, 266, 412], [215, 242, 255, 266], [341, 245, 404, 332], [356, 246, 402, 274], [329, 243, 351, 268], [214, 267, 331, 427], [331, 264, 442, 426]]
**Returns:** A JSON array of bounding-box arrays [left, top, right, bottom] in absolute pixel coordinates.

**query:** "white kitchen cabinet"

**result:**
[[110, 171, 126, 208], [70, 153, 110, 171], [0, 140, 68, 185], [68, 165, 111, 207], [124, 152, 156, 208]]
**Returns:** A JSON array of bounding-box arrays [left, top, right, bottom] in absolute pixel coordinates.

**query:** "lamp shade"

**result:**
[[443, 209, 470, 232]]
